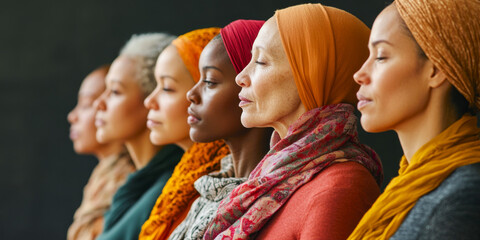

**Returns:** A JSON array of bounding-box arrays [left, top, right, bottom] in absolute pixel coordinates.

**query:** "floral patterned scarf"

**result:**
[[204, 103, 383, 240]]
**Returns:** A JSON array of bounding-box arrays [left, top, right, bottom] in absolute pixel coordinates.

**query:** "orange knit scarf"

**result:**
[[139, 140, 230, 240]]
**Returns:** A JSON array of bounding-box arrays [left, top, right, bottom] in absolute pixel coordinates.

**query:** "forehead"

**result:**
[[155, 44, 184, 74], [253, 17, 283, 55], [107, 56, 138, 82], [370, 6, 403, 44], [199, 38, 229, 67], [79, 71, 106, 96]]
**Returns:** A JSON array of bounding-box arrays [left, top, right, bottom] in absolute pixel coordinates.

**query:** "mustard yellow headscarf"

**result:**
[[139, 27, 228, 240], [276, 3, 370, 110]]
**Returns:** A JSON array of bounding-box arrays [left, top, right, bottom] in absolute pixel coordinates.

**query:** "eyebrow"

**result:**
[[158, 75, 178, 82], [371, 39, 393, 47], [109, 79, 126, 87], [202, 66, 222, 73]]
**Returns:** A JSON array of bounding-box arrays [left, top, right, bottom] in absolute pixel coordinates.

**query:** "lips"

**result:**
[[69, 129, 78, 140], [147, 118, 161, 129], [356, 92, 372, 110], [187, 107, 201, 125], [238, 95, 252, 107], [95, 118, 105, 127]]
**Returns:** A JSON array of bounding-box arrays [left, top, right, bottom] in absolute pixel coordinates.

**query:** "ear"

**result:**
[[427, 62, 448, 88]]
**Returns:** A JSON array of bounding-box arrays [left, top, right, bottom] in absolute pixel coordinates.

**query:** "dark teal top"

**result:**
[[97, 144, 183, 240]]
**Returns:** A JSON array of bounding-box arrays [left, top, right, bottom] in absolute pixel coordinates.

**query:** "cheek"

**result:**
[[162, 95, 190, 131]]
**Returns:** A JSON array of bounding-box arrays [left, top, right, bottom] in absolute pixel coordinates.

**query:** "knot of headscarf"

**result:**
[[348, 114, 480, 239], [138, 141, 229, 240], [172, 27, 221, 83], [395, 0, 480, 112], [220, 20, 265, 74], [275, 3, 370, 111], [204, 104, 383, 240]]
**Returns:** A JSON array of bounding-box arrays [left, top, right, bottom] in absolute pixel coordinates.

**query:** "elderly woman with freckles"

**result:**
[[93, 33, 185, 240], [349, 0, 480, 239], [204, 3, 383, 240]]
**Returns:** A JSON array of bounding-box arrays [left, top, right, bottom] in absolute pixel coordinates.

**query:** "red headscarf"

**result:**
[[220, 20, 265, 74]]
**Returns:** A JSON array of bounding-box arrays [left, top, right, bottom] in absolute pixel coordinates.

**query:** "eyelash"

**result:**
[[375, 57, 387, 62], [162, 88, 173, 92], [255, 60, 266, 65], [202, 79, 217, 87]]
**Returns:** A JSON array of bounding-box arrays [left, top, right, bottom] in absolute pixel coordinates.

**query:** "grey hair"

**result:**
[[119, 33, 176, 95]]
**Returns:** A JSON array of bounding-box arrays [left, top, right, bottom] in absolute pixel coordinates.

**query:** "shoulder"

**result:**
[[257, 162, 380, 240], [420, 163, 480, 239], [393, 163, 480, 240], [299, 161, 380, 199]]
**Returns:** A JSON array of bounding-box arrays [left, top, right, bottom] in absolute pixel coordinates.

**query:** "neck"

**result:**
[[271, 103, 307, 139], [94, 142, 125, 160], [225, 128, 273, 178], [175, 137, 194, 152], [396, 97, 459, 163], [125, 129, 162, 170]]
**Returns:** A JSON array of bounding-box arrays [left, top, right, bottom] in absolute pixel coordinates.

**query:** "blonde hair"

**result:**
[[120, 33, 176, 95]]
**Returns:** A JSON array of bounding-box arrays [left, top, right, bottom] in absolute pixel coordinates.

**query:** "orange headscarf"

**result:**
[[139, 27, 227, 240], [396, 0, 480, 113], [171, 27, 221, 82], [276, 3, 370, 110]]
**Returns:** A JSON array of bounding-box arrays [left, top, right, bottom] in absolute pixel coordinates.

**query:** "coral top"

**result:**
[[256, 161, 380, 240]]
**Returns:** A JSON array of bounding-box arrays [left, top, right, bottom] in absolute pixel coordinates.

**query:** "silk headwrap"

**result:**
[[276, 3, 370, 110], [204, 4, 383, 240], [171, 27, 221, 82], [220, 20, 265, 74], [139, 27, 229, 240], [396, 0, 480, 113]]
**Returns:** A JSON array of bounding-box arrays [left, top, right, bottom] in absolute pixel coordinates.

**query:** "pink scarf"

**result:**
[[204, 104, 383, 239]]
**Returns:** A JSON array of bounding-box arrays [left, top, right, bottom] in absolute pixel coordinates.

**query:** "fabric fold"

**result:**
[[348, 114, 480, 239]]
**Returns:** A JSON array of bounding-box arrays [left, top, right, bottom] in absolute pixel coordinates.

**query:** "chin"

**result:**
[[360, 116, 388, 133], [240, 114, 258, 128], [150, 131, 168, 146], [73, 143, 93, 155], [189, 129, 208, 143]]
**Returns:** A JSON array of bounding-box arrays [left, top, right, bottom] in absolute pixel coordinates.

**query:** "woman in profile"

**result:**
[[67, 65, 134, 240], [205, 3, 383, 240], [349, 0, 480, 239], [168, 19, 271, 240], [139, 28, 230, 240], [94, 33, 185, 240]]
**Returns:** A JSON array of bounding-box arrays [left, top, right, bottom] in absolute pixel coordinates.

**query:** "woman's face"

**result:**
[[144, 45, 193, 148], [68, 69, 107, 153], [354, 6, 433, 133], [94, 56, 150, 143], [235, 17, 302, 129], [187, 38, 246, 142]]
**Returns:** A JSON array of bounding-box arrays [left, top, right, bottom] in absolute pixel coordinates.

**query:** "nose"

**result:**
[[186, 81, 201, 104], [94, 91, 107, 111], [67, 107, 78, 123], [144, 86, 160, 110], [353, 61, 371, 85], [235, 64, 251, 88]]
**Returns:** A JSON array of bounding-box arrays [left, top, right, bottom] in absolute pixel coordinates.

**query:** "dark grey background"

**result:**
[[0, 0, 404, 239]]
